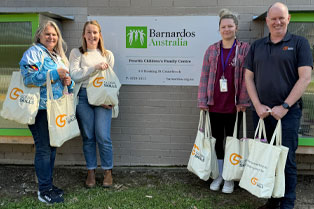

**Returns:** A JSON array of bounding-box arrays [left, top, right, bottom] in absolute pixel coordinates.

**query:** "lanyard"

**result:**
[[220, 39, 236, 75]]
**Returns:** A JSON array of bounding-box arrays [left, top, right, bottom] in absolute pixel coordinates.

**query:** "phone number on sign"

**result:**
[[125, 76, 147, 81]]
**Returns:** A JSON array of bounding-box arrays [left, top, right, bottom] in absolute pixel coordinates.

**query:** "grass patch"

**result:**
[[0, 183, 258, 209]]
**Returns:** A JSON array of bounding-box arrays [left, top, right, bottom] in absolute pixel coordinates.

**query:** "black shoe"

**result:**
[[52, 185, 64, 197], [257, 199, 280, 209], [38, 189, 64, 204], [38, 185, 64, 197]]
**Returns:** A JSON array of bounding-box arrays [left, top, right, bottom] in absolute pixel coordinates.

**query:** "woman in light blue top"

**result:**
[[19, 20, 73, 204]]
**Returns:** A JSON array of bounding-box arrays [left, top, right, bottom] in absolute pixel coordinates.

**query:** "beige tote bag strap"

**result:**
[[46, 72, 54, 101], [232, 111, 247, 139], [258, 119, 267, 140], [205, 111, 210, 139], [232, 112, 239, 138], [254, 118, 267, 140], [271, 120, 282, 146], [198, 110, 204, 132], [46, 71, 68, 102], [243, 111, 247, 138], [205, 111, 212, 138]]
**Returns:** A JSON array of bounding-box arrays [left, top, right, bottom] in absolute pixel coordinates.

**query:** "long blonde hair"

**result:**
[[80, 20, 108, 56], [34, 21, 68, 66]]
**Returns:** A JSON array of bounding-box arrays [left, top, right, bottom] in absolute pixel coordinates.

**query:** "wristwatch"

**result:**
[[282, 102, 290, 109]]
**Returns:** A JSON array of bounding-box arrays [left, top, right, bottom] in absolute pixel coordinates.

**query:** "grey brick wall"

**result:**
[[0, 0, 313, 168], [112, 85, 199, 165]]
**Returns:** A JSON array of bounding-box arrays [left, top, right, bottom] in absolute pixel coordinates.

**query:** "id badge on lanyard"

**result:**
[[220, 40, 236, 93], [219, 76, 228, 92]]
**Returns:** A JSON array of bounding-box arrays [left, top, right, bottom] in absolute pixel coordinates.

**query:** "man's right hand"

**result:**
[[255, 103, 271, 119]]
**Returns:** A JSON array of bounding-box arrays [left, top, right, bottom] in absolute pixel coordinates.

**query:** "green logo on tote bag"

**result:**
[[126, 26, 147, 48]]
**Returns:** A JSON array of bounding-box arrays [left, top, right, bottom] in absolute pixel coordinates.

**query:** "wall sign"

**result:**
[[89, 16, 220, 86]]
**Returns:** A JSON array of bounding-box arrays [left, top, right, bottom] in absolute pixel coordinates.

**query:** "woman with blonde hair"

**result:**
[[197, 9, 250, 193], [69, 20, 115, 188], [20, 20, 73, 204]]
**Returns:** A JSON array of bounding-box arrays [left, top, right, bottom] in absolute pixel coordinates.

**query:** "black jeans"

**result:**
[[209, 112, 241, 159]]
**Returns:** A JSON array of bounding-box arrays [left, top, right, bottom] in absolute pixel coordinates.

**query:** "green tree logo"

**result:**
[[126, 26, 147, 48]]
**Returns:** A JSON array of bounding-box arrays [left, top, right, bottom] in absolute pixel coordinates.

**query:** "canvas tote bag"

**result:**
[[73, 53, 119, 119], [272, 120, 289, 198], [239, 119, 282, 198], [86, 66, 121, 106], [222, 111, 250, 181], [187, 110, 219, 181], [46, 73, 80, 147], [0, 71, 40, 124]]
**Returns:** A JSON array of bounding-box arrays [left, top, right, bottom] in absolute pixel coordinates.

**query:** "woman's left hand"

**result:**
[[62, 76, 71, 86], [57, 68, 69, 79], [101, 104, 113, 109], [96, 62, 109, 71]]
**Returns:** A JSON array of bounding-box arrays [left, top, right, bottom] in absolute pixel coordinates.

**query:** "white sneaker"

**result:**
[[222, 180, 234, 193], [210, 176, 223, 191]]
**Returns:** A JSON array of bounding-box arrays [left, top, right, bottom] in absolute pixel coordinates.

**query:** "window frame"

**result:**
[[0, 13, 39, 137], [290, 12, 314, 146]]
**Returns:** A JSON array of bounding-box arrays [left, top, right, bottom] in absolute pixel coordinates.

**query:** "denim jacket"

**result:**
[[19, 43, 74, 109]]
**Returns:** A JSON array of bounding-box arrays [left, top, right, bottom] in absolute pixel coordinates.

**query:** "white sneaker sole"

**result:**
[[38, 190, 63, 197], [210, 187, 220, 191], [210, 185, 221, 191], [38, 195, 51, 204], [222, 187, 234, 193], [222, 189, 233, 194]]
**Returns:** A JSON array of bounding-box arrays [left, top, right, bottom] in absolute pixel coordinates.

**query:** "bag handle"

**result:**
[[198, 110, 205, 133], [198, 110, 211, 138], [197, 110, 213, 139], [46, 72, 68, 101], [46, 72, 54, 101], [232, 111, 247, 138], [270, 120, 282, 146], [232, 112, 239, 137], [258, 119, 266, 139], [205, 111, 212, 138], [254, 118, 267, 140], [243, 111, 247, 138], [93, 65, 115, 78], [276, 120, 282, 146]]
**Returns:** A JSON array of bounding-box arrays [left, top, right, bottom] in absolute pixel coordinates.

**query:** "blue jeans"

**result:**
[[252, 104, 302, 209], [76, 88, 113, 170], [28, 110, 56, 192]]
